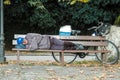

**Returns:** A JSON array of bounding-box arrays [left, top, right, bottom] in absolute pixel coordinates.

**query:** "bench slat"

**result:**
[[13, 40, 107, 46], [71, 41, 107, 46], [14, 34, 106, 40], [12, 48, 110, 53], [58, 36, 105, 40]]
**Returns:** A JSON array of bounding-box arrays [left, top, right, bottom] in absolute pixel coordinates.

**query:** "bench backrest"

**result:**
[[13, 34, 107, 47]]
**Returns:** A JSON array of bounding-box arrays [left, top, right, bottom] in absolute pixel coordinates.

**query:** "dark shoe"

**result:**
[[75, 44, 84, 50]]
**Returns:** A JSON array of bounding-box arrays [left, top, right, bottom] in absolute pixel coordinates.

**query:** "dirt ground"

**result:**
[[2, 51, 120, 80], [0, 60, 120, 80]]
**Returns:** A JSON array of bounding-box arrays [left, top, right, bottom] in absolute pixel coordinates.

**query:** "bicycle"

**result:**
[[88, 22, 119, 64], [52, 22, 119, 64], [52, 29, 91, 64]]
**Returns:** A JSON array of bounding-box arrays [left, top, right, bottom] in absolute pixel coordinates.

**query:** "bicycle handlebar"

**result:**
[[88, 22, 111, 36], [88, 22, 104, 31], [87, 26, 97, 30]]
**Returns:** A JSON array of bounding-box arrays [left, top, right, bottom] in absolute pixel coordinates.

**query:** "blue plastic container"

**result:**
[[59, 25, 72, 36], [59, 32, 71, 36]]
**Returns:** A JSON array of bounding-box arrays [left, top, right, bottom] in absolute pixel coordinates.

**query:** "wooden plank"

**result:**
[[70, 41, 107, 46], [57, 36, 106, 40], [13, 40, 107, 46], [12, 48, 110, 53], [14, 34, 26, 38], [14, 34, 106, 40]]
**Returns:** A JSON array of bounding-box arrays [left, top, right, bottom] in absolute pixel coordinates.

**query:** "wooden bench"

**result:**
[[12, 34, 110, 65]]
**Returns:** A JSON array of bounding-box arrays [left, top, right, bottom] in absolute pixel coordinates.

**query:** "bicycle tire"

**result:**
[[52, 52, 77, 64], [95, 40, 119, 64]]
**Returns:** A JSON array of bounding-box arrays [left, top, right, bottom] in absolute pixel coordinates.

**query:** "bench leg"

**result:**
[[60, 52, 64, 65], [101, 53, 107, 64], [16, 50, 20, 65]]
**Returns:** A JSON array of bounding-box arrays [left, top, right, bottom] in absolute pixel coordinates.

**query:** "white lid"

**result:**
[[59, 25, 71, 32]]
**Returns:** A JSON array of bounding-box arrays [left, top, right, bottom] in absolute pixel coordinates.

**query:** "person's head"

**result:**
[[17, 37, 28, 45]]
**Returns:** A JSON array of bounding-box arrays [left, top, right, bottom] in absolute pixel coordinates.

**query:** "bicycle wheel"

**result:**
[[52, 52, 77, 64], [95, 40, 119, 64]]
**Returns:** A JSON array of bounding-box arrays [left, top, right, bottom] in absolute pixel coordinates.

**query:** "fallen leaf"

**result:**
[[79, 70, 84, 74], [108, 75, 115, 78], [93, 76, 100, 80]]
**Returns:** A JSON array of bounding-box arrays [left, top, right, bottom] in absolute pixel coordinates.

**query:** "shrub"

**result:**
[[114, 15, 120, 26]]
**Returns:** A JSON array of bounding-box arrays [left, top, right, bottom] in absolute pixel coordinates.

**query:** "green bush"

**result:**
[[114, 15, 120, 26]]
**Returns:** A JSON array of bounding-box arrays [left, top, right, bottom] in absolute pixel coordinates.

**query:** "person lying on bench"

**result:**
[[16, 33, 84, 50]]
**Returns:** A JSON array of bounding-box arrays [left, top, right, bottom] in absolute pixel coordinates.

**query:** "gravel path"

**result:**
[[3, 52, 120, 80], [5, 55, 96, 62], [0, 64, 120, 80]]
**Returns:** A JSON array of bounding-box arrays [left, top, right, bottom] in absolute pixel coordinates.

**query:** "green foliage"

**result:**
[[71, 4, 102, 24], [28, 0, 56, 28], [4, 0, 11, 5], [28, 0, 45, 9], [5, 0, 120, 31], [4, 0, 120, 49], [4, 0, 56, 31], [59, 0, 90, 5], [114, 15, 120, 26]]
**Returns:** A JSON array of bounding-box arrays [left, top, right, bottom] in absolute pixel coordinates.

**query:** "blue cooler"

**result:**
[[59, 25, 72, 36]]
